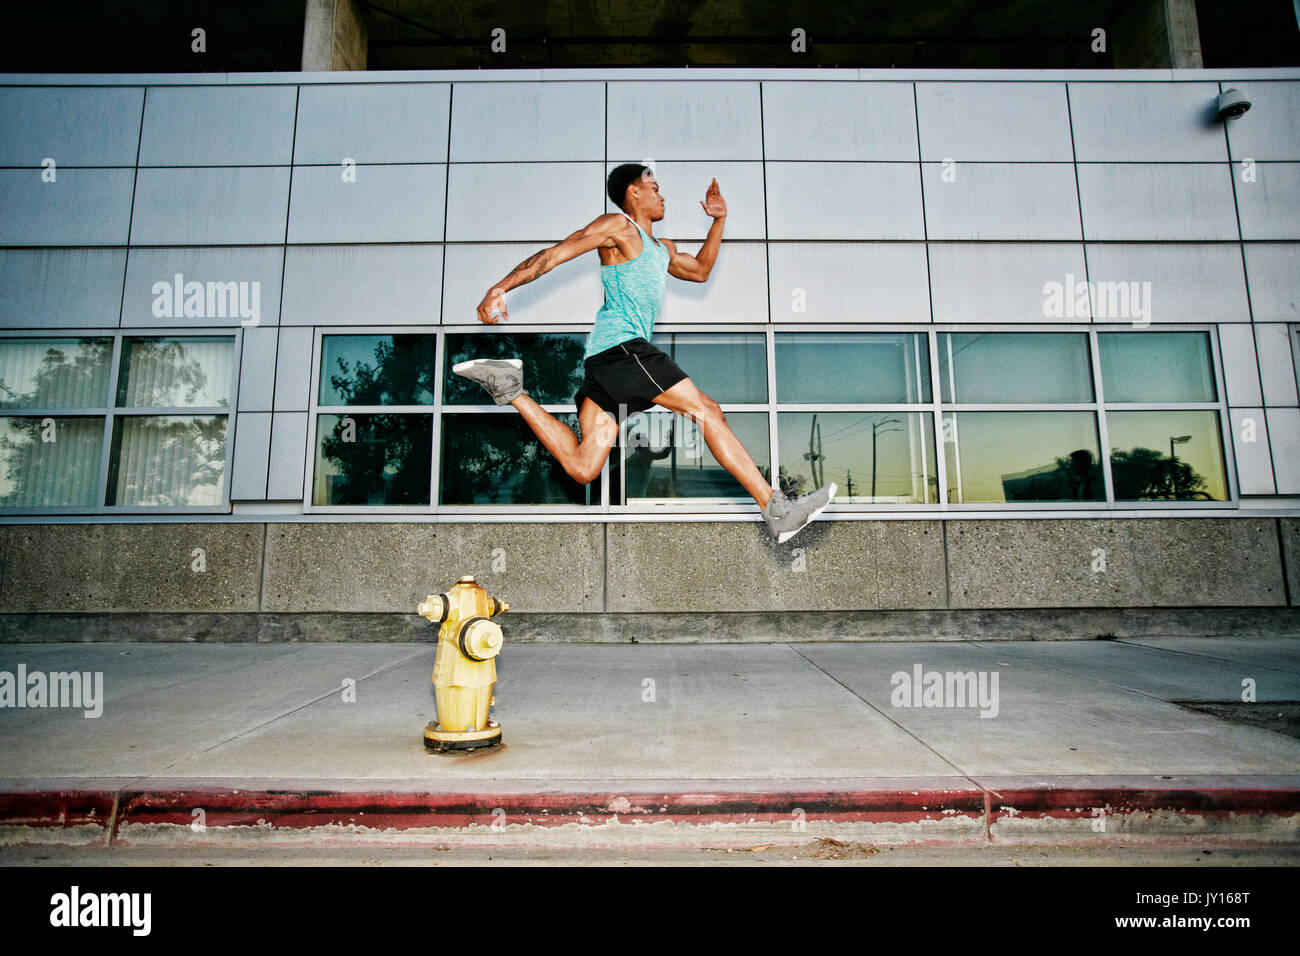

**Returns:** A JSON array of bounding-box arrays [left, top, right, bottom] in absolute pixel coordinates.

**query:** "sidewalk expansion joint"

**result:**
[[786, 644, 981, 787]]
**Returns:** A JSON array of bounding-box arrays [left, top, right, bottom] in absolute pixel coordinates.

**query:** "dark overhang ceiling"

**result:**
[[0, 0, 1296, 73]]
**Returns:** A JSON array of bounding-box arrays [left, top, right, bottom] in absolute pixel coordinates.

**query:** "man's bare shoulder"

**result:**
[[573, 212, 633, 246]]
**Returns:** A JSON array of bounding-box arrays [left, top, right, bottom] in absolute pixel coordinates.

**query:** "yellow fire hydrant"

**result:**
[[417, 575, 508, 752]]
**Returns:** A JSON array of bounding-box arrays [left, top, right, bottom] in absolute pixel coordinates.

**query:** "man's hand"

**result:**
[[699, 178, 727, 219], [476, 286, 508, 324]]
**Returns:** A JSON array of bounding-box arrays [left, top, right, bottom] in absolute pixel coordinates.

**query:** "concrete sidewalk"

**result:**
[[1, 637, 1298, 849]]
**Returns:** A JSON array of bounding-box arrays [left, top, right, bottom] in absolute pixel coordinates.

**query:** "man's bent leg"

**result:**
[[650, 379, 773, 508], [512, 394, 617, 485]]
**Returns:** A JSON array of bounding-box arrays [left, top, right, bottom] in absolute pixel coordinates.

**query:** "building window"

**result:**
[[300, 325, 1233, 514], [313, 334, 436, 506], [0, 337, 112, 508], [440, 331, 597, 506], [775, 332, 935, 503], [614, 332, 769, 503], [0, 334, 234, 510], [1097, 331, 1227, 501], [939, 332, 1101, 504], [943, 410, 1103, 503]]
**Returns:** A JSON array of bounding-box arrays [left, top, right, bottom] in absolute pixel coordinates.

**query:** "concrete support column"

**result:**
[[1163, 0, 1205, 67], [1113, 0, 1204, 69], [302, 0, 369, 72]]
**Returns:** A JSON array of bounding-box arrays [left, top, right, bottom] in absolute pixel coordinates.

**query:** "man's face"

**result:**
[[631, 173, 666, 221]]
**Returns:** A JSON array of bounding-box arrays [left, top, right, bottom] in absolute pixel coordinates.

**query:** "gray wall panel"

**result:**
[[607, 81, 762, 161], [1256, 323, 1299, 406], [1217, 324, 1263, 406], [122, 246, 284, 328], [762, 81, 917, 161], [923, 163, 1081, 241], [0, 168, 135, 246], [138, 86, 297, 167], [129, 167, 290, 245], [766, 162, 924, 239], [768, 242, 931, 324], [294, 83, 450, 164], [622, 161, 765, 241], [445, 162, 603, 242], [1068, 82, 1226, 162], [0, 87, 144, 167], [1084, 243, 1249, 324], [231, 411, 271, 500], [1224, 82, 1300, 162], [441, 242, 601, 326], [281, 244, 442, 327], [1076, 163, 1238, 240], [1243, 242, 1300, 322], [1265, 407, 1300, 494], [661, 241, 768, 323], [929, 242, 1087, 323], [267, 411, 308, 500], [273, 326, 314, 411], [450, 82, 601, 162], [1235, 162, 1300, 240], [287, 163, 446, 244], [237, 326, 279, 412], [0, 248, 126, 329], [916, 82, 1072, 162], [1228, 407, 1275, 495]]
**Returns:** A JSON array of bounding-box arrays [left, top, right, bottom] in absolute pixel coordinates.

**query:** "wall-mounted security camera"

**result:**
[[1216, 88, 1251, 120]]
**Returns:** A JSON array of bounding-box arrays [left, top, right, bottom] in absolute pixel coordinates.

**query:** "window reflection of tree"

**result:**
[[443, 334, 585, 406], [119, 339, 222, 408], [1, 339, 229, 506], [115, 339, 226, 506], [438, 334, 590, 505], [322, 338, 434, 505], [110, 415, 226, 506], [1111, 447, 1211, 500], [1, 340, 112, 506], [441, 415, 588, 505], [1, 339, 111, 409]]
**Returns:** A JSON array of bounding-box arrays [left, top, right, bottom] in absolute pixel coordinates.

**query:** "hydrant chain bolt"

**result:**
[[418, 576, 508, 752]]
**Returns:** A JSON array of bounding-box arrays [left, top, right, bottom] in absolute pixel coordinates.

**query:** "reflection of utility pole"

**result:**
[[669, 336, 678, 490], [845, 468, 856, 498], [804, 414, 824, 488], [871, 418, 903, 500]]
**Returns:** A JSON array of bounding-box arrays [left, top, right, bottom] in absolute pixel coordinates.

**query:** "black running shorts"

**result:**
[[573, 337, 690, 422]]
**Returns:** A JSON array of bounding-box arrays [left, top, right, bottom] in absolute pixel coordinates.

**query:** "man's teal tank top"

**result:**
[[583, 212, 669, 360]]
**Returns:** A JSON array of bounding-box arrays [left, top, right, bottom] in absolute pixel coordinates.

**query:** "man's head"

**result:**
[[607, 163, 665, 220]]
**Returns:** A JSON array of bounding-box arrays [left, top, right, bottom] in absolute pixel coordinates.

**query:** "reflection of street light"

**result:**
[[871, 417, 904, 500], [1168, 434, 1192, 492]]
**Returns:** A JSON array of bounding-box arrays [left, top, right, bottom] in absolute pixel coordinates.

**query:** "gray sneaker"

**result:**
[[762, 482, 838, 543], [452, 358, 527, 405]]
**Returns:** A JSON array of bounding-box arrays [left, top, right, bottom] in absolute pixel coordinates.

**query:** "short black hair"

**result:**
[[607, 163, 651, 210]]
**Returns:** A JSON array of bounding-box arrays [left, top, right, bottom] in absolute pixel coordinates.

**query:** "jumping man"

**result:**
[[454, 163, 837, 543]]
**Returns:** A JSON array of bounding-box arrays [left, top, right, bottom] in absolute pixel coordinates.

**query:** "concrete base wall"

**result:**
[[0, 518, 1294, 642], [3, 607, 1298, 644]]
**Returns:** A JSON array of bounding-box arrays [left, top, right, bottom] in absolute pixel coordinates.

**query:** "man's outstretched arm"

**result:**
[[665, 178, 727, 283], [476, 213, 624, 324]]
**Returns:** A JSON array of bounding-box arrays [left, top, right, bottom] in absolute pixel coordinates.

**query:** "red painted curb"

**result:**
[[111, 787, 988, 833], [989, 787, 1300, 819], [1, 785, 1296, 840], [0, 790, 117, 830]]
